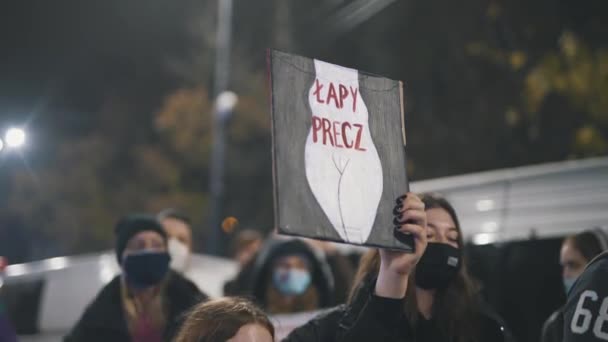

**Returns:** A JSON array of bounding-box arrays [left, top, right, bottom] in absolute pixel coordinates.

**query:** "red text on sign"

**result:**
[[313, 79, 359, 113], [311, 115, 366, 151]]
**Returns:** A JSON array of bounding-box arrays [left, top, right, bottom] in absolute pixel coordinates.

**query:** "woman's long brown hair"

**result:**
[[349, 193, 481, 342], [173, 297, 274, 342]]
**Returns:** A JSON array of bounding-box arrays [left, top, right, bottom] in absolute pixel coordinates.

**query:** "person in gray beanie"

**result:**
[[65, 214, 207, 342]]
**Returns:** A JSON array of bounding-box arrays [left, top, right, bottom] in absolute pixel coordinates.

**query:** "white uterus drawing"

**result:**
[[304, 60, 383, 244]]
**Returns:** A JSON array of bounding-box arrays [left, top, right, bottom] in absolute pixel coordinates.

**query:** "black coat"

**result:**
[[541, 308, 563, 342], [64, 271, 206, 342], [284, 278, 515, 342]]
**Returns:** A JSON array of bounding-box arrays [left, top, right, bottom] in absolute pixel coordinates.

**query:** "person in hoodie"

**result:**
[[65, 214, 207, 342], [249, 238, 334, 314]]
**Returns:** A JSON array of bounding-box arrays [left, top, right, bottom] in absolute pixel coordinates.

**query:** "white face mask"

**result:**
[[168, 238, 191, 273]]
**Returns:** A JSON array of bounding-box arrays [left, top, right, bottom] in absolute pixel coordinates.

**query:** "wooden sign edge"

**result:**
[[267, 49, 281, 234]]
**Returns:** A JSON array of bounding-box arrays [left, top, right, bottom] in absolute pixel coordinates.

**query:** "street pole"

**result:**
[[207, 0, 234, 256]]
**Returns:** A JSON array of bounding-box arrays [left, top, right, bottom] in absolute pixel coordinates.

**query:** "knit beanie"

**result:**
[[114, 214, 167, 264]]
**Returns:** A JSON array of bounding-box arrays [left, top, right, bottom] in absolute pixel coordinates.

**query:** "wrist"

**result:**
[[375, 267, 409, 299]]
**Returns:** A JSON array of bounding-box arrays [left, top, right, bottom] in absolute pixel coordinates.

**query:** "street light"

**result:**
[[5, 128, 26, 149], [216, 91, 238, 118]]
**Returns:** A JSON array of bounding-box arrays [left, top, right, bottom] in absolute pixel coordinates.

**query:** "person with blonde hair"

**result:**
[[65, 214, 205, 342]]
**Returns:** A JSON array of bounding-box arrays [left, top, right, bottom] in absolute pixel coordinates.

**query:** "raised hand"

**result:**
[[375, 193, 427, 299]]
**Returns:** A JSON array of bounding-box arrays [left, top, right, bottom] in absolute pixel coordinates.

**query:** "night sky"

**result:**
[[0, 1, 214, 261], [0, 1, 203, 141]]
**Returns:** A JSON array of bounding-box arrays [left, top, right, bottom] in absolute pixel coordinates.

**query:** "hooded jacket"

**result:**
[[249, 239, 335, 311]]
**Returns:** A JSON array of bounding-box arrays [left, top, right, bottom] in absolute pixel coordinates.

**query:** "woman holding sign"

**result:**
[[285, 193, 514, 342]]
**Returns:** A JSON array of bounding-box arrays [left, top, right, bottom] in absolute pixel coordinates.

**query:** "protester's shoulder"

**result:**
[[65, 275, 125, 340], [167, 271, 208, 300], [282, 305, 347, 342], [542, 308, 562, 333], [83, 275, 122, 316], [308, 304, 348, 325], [476, 298, 514, 342], [541, 308, 563, 342]]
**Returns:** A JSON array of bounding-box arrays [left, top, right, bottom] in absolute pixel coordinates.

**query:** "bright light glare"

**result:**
[[481, 221, 499, 232], [5, 263, 28, 277], [476, 199, 494, 212], [0, 139, 3, 151], [46, 257, 68, 271], [473, 233, 497, 245], [99, 265, 116, 283], [216, 91, 238, 113], [98, 254, 119, 283], [5, 128, 26, 148]]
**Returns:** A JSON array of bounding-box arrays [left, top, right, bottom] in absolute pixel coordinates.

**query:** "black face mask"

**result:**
[[123, 251, 170, 289], [415, 242, 461, 290]]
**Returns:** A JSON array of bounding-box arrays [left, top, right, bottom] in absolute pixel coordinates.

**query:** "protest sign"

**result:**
[[268, 50, 412, 250]]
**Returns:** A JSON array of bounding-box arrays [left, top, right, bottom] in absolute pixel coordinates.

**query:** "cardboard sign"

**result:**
[[268, 50, 411, 251]]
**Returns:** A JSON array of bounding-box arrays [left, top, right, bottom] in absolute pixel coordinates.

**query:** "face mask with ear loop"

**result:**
[[415, 242, 462, 290], [273, 268, 312, 296], [167, 238, 190, 273], [123, 251, 171, 289]]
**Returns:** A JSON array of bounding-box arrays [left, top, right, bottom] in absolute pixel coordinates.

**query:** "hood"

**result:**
[[250, 238, 335, 309]]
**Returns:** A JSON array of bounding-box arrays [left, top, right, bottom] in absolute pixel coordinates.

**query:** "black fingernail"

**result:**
[[393, 206, 403, 215], [395, 194, 407, 204], [394, 229, 414, 245], [393, 217, 400, 226]]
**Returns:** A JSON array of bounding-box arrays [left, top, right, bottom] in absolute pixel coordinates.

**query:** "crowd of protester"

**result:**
[[1, 193, 607, 341]]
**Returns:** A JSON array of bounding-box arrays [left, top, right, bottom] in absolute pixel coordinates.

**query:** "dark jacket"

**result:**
[[284, 277, 515, 342], [223, 256, 257, 297], [64, 271, 206, 342], [562, 251, 608, 342], [249, 239, 335, 310], [541, 308, 563, 342]]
